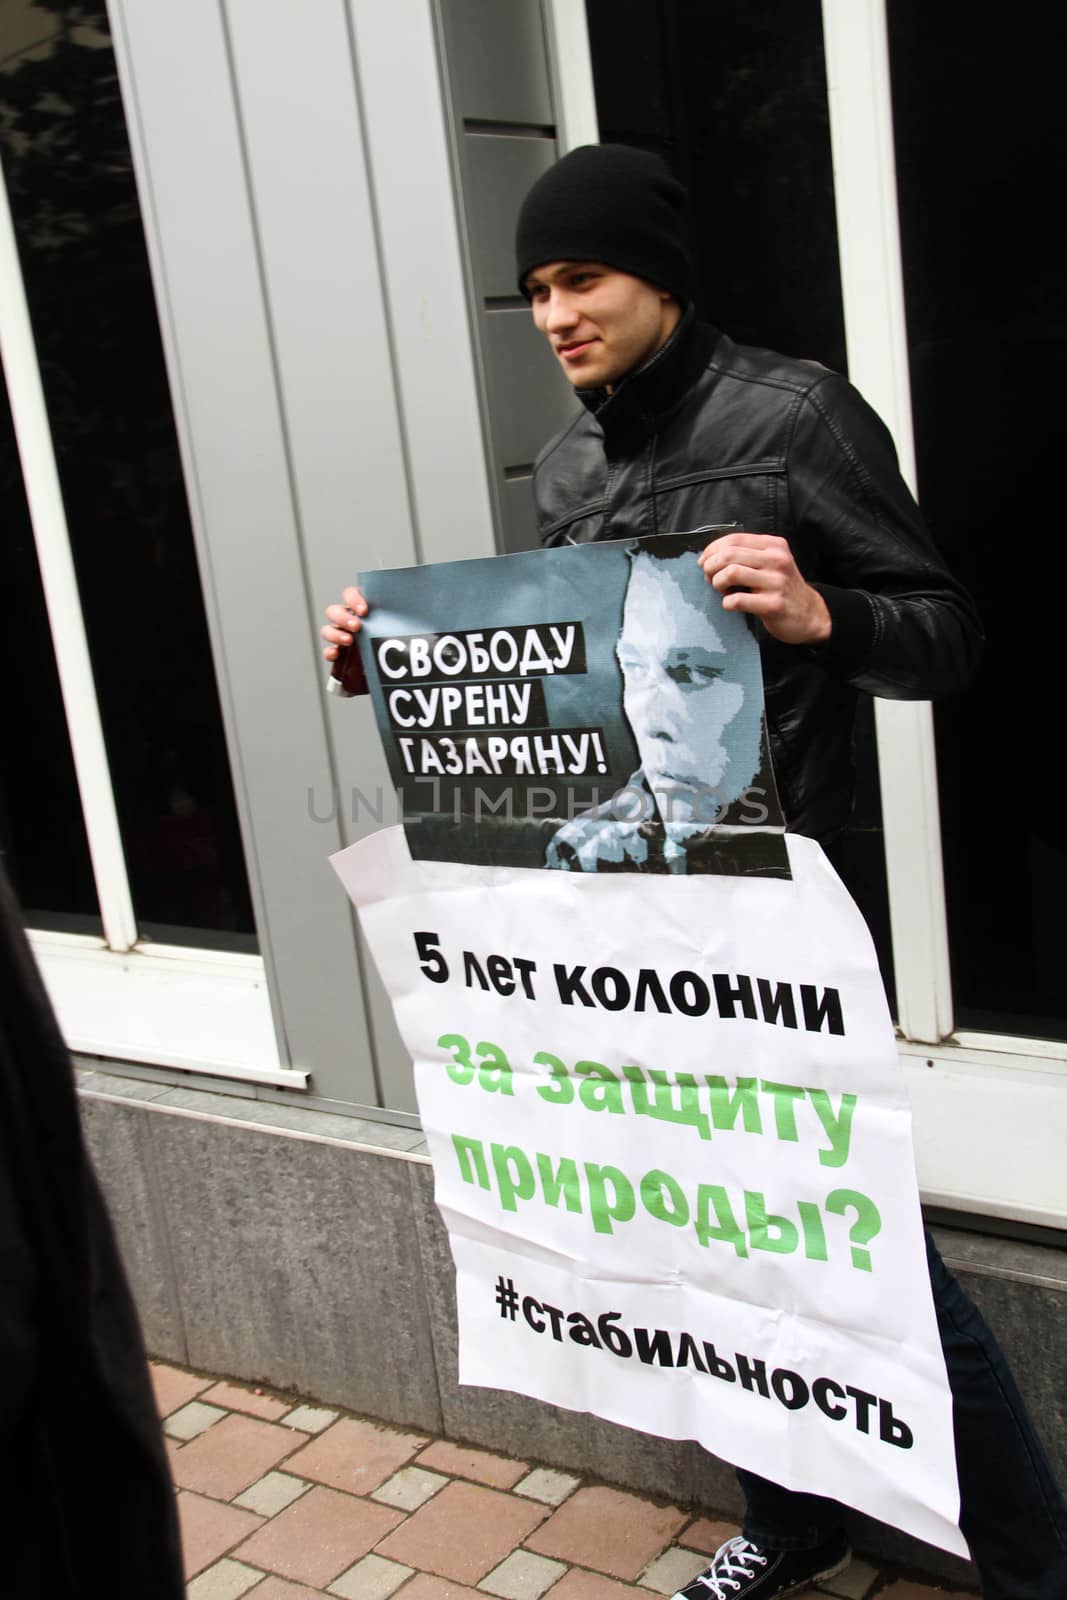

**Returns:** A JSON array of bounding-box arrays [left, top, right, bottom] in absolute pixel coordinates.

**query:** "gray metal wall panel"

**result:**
[[349, 0, 498, 571], [225, 0, 415, 573], [500, 476, 539, 553], [111, 0, 379, 1105], [343, 0, 502, 1105], [484, 309, 578, 467], [435, 0, 581, 570], [224, 0, 416, 1109], [328, 716, 419, 1116], [464, 132, 556, 298], [441, 0, 553, 125], [112, 0, 556, 1112]]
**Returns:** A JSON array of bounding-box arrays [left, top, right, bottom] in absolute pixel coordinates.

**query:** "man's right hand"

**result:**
[[321, 585, 368, 661]]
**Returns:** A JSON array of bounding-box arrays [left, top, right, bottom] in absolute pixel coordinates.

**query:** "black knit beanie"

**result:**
[[515, 144, 694, 304]]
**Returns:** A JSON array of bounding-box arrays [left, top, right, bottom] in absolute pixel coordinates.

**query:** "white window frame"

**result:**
[[821, 0, 952, 1046], [822, 0, 1065, 1228], [0, 155, 297, 1089], [544, 0, 599, 153]]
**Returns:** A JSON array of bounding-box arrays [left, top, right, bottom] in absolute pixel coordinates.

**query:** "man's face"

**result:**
[[525, 261, 680, 389], [617, 554, 763, 826]]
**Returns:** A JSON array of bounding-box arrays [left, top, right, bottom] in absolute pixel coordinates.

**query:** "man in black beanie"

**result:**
[[322, 144, 1067, 1599], [512, 143, 984, 845]]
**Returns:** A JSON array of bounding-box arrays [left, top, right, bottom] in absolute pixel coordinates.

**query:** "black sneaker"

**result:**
[[671, 1532, 851, 1599]]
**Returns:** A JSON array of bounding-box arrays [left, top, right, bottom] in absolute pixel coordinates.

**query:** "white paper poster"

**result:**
[[332, 825, 966, 1557]]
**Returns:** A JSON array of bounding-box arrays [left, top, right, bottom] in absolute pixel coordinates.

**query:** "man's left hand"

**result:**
[[699, 532, 832, 646]]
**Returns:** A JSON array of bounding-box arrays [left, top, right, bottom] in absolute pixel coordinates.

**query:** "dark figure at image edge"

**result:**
[[0, 863, 183, 1597]]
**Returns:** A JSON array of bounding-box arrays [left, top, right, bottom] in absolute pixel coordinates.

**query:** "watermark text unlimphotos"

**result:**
[[306, 780, 770, 828]]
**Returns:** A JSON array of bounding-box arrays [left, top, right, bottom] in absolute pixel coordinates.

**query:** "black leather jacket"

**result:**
[[533, 312, 983, 842]]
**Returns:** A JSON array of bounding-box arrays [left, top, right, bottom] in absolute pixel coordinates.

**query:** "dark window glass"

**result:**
[[585, 0, 894, 1005], [888, 4, 1067, 1041], [585, 0, 847, 369], [0, 3, 255, 951], [0, 357, 102, 936]]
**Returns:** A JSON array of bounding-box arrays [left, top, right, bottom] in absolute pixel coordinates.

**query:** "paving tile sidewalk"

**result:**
[[152, 1361, 978, 1600]]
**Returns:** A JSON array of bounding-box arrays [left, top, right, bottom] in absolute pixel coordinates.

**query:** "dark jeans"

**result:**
[[737, 1232, 1067, 1599]]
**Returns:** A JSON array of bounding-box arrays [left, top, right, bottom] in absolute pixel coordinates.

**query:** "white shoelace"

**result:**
[[688, 1536, 768, 1598]]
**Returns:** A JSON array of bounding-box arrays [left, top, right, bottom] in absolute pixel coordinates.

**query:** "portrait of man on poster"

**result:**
[[546, 537, 786, 877]]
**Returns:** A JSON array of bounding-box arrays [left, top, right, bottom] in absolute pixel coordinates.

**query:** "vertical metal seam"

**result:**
[[341, 0, 426, 570], [425, 0, 506, 552]]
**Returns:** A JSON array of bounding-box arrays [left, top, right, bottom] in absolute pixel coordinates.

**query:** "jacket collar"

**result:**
[[577, 307, 721, 448]]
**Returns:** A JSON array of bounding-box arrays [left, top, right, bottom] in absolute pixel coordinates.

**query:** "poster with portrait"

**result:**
[[352, 533, 790, 878], [330, 535, 964, 1557]]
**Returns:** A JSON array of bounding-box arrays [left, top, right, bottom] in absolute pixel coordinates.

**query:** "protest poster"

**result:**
[[352, 532, 789, 877], [333, 828, 964, 1557], [330, 535, 965, 1558]]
